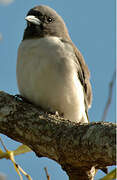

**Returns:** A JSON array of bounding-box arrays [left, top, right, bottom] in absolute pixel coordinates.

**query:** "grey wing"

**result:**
[[73, 44, 92, 111], [61, 39, 92, 115]]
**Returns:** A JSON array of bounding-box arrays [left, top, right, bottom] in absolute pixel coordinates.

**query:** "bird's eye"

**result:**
[[47, 17, 52, 22]]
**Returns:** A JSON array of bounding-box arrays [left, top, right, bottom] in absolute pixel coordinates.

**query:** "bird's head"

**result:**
[[23, 5, 70, 40]]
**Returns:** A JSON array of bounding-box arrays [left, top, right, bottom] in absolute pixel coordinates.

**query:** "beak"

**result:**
[[25, 15, 41, 25]]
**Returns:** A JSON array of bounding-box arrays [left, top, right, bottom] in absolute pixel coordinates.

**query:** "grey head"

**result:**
[[23, 5, 70, 40]]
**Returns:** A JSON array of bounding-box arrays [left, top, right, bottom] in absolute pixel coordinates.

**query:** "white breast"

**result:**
[[16, 36, 88, 123]]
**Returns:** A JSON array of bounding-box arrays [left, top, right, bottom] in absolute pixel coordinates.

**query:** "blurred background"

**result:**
[[0, 0, 115, 179]]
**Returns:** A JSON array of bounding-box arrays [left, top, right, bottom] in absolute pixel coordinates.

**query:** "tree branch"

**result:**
[[0, 91, 116, 180]]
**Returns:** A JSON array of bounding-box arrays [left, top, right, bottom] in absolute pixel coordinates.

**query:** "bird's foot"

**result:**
[[15, 94, 32, 104], [47, 109, 64, 117]]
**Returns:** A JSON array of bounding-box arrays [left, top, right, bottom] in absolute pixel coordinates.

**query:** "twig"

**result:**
[[101, 70, 116, 121], [0, 137, 8, 152], [0, 137, 32, 180], [44, 167, 50, 180], [16, 164, 32, 180]]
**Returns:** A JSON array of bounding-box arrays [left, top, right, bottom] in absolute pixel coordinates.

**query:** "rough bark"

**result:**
[[0, 91, 116, 180]]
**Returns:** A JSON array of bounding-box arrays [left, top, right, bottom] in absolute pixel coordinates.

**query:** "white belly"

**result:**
[[16, 36, 88, 123]]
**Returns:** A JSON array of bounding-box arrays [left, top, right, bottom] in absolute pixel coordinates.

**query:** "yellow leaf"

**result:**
[[0, 148, 3, 153], [13, 145, 32, 156], [0, 145, 31, 159], [100, 168, 117, 180]]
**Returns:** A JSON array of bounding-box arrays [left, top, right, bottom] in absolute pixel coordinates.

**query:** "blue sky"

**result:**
[[0, 0, 116, 180]]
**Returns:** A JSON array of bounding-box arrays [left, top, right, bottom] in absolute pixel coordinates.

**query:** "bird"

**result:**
[[16, 5, 92, 123]]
